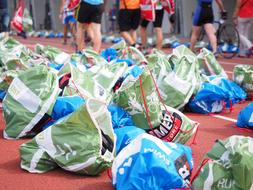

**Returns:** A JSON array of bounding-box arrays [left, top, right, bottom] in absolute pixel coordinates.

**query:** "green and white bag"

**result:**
[[20, 99, 115, 175], [113, 67, 163, 130], [3, 65, 59, 139], [192, 135, 253, 190], [233, 64, 253, 94], [62, 62, 128, 103], [197, 48, 228, 78], [148, 51, 199, 109], [35, 44, 70, 65]]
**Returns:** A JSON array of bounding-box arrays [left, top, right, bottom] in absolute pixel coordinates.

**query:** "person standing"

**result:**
[[76, 0, 107, 53], [0, 0, 10, 38], [233, 0, 253, 57], [118, 0, 141, 47], [59, 0, 77, 45], [190, 0, 226, 55], [140, 0, 164, 50]]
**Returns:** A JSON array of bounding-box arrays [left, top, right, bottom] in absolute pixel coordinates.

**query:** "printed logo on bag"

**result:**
[[147, 111, 182, 141], [143, 148, 171, 165], [217, 178, 235, 189], [174, 154, 191, 186]]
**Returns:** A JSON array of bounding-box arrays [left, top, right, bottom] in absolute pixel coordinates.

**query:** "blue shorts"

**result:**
[[63, 15, 76, 25]]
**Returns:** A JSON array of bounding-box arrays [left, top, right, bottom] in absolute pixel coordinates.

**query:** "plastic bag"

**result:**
[[192, 135, 253, 190], [3, 65, 59, 139], [112, 133, 193, 190], [236, 103, 253, 129], [20, 99, 115, 175], [233, 64, 253, 94]]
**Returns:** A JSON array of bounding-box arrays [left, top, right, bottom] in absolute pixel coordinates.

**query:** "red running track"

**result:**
[[0, 36, 252, 190]]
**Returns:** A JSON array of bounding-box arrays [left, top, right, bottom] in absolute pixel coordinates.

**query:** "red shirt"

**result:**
[[238, 0, 253, 18]]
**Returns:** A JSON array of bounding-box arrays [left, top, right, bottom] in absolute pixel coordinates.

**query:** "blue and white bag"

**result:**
[[237, 103, 253, 129], [112, 133, 193, 190]]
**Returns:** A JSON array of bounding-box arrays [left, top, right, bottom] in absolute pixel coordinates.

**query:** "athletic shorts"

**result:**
[[76, 1, 103, 24], [118, 9, 141, 32], [141, 9, 164, 28], [63, 15, 76, 24], [193, 3, 214, 26]]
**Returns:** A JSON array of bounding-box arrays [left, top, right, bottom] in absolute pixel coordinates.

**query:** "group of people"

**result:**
[[61, 0, 175, 53], [0, 0, 252, 57]]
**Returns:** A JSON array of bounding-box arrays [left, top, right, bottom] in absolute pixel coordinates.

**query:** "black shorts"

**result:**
[[76, 1, 103, 24], [193, 3, 214, 26], [141, 9, 164, 28], [118, 9, 141, 32]]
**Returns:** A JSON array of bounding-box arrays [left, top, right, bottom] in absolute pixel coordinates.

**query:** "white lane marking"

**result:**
[[210, 114, 237, 123]]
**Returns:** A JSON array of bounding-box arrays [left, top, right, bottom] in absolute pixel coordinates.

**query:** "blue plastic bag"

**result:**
[[0, 90, 6, 101], [43, 96, 85, 129], [101, 48, 118, 62], [108, 104, 135, 129], [237, 103, 253, 129], [215, 78, 246, 104], [188, 83, 230, 114], [112, 133, 193, 190], [114, 126, 145, 155]]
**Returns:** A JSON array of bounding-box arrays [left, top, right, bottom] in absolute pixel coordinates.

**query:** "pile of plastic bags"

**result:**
[[0, 36, 251, 190]]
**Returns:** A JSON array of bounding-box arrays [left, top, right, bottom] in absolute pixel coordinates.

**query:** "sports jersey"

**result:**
[[238, 0, 253, 18]]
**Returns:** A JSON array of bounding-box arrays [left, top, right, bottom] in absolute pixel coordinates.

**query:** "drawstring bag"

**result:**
[[147, 50, 199, 109], [233, 64, 253, 95], [192, 135, 253, 190], [114, 126, 145, 155], [197, 48, 228, 78], [35, 44, 70, 65], [11, 0, 33, 33], [113, 66, 198, 144], [187, 82, 230, 114], [61, 62, 128, 104], [3, 65, 59, 139], [112, 133, 193, 190], [236, 103, 253, 129], [20, 99, 116, 175], [140, 0, 156, 21]]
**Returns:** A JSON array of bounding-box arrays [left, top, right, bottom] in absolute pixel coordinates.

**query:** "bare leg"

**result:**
[[90, 23, 101, 53], [76, 22, 85, 51], [190, 26, 202, 52], [140, 27, 147, 48], [120, 31, 135, 45], [204, 23, 217, 53], [154, 27, 163, 50], [130, 30, 137, 44]]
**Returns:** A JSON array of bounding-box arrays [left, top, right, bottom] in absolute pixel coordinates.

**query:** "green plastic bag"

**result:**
[[233, 64, 253, 93], [62, 62, 128, 103], [148, 50, 199, 109], [20, 99, 115, 175], [148, 106, 199, 144], [172, 45, 197, 64], [112, 40, 147, 65], [35, 44, 70, 65], [197, 48, 228, 78], [113, 67, 163, 130], [22, 8, 33, 32], [3, 65, 59, 139], [192, 135, 253, 190]]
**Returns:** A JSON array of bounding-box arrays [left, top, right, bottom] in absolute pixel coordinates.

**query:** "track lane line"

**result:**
[[209, 114, 237, 123]]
